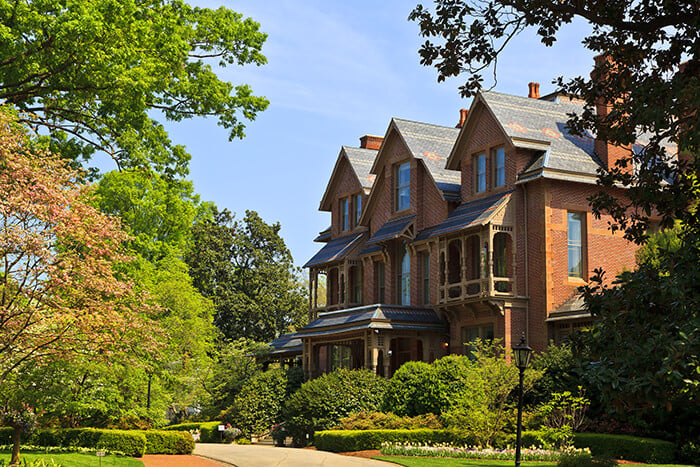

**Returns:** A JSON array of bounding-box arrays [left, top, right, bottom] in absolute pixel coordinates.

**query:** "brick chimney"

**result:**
[[528, 82, 540, 99], [591, 54, 633, 173], [359, 135, 383, 150], [455, 108, 469, 128]]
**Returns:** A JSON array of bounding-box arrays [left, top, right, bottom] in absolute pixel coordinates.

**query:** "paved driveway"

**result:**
[[194, 443, 392, 467]]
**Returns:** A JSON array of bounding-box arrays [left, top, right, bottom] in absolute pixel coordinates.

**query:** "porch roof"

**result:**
[[267, 333, 303, 356], [304, 231, 365, 268], [414, 190, 513, 241], [366, 215, 415, 245], [294, 304, 446, 338]]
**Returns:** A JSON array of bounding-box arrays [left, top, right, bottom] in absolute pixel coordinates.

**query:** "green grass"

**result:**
[[0, 451, 144, 467], [373, 457, 696, 467]]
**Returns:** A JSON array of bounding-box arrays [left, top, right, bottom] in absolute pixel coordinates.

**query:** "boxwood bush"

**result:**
[[223, 368, 287, 436], [573, 433, 676, 464], [140, 430, 194, 454], [0, 427, 194, 456], [282, 369, 388, 446], [163, 421, 222, 443]]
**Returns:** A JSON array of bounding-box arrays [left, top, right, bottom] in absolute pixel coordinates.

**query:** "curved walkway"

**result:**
[[194, 443, 392, 467]]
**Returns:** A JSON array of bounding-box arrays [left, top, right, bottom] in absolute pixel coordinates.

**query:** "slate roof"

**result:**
[[314, 227, 332, 243], [358, 243, 382, 257], [415, 191, 513, 241], [267, 333, 303, 356], [367, 215, 415, 245], [343, 146, 377, 190], [545, 295, 592, 322], [478, 91, 602, 177], [392, 118, 462, 199], [293, 304, 446, 338], [304, 232, 365, 268]]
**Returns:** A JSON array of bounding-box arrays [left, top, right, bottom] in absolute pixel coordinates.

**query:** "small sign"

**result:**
[[96, 451, 106, 457], [218, 424, 225, 431]]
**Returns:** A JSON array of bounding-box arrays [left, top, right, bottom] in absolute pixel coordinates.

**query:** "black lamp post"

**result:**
[[512, 335, 533, 467]]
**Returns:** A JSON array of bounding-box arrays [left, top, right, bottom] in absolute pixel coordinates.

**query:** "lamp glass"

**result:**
[[512, 337, 533, 370]]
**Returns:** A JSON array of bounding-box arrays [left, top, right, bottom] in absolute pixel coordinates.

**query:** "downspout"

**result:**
[[522, 183, 529, 343]]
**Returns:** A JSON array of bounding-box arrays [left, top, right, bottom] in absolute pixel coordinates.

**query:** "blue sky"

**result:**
[[159, 1, 595, 268]]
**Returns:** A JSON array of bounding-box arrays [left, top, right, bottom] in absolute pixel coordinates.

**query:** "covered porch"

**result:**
[[295, 304, 448, 379]]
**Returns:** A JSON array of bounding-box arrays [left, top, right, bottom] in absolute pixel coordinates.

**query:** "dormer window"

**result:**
[[395, 161, 410, 211], [341, 198, 350, 231], [354, 194, 362, 225], [493, 147, 505, 187], [475, 153, 486, 193]]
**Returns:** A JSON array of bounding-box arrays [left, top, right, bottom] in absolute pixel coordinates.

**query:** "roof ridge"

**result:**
[[392, 117, 461, 131]]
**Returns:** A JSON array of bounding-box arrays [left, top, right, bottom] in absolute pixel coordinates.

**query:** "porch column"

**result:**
[[371, 347, 379, 375], [486, 225, 494, 294]]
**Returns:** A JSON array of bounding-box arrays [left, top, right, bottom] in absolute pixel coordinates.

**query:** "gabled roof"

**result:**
[[370, 118, 461, 199], [366, 215, 415, 245], [303, 231, 365, 268], [447, 91, 602, 180], [294, 304, 445, 338], [414, 190, 513, 241], [319, 146, 377, 211]]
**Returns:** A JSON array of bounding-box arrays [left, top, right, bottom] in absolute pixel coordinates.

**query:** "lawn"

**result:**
[[373, 457, 697, 467], [0, 451, 144, 467]]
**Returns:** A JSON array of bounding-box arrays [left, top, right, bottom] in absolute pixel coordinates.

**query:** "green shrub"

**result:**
[[282, 369, 388, 446], [557, 448, 616, 467], [333, 411, 443, 430], [678, 440, 700, 464], [24, 428, 146, 457], [162, 421, 222, 443], [383, 362, 444, 416], [223, 368, 287, 436], [314, 429, 477, 453], [573, 433, 676, 464], [140, 430, 194, 454]]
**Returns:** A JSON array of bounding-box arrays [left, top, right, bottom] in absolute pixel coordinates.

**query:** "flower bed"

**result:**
[[379, 442, 561, 462]]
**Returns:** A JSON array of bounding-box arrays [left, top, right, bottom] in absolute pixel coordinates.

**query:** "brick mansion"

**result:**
[[268, 73, 658, 379]]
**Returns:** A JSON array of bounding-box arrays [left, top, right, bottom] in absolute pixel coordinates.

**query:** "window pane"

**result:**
[[396, 162, 411, 211], [476, 153, 486, 192], [341, 198, 349, 230], [495, 147, 505, 187], [568, 212, 584, 277], [355, 194, 362, 224], [400, 246, 411, 305]]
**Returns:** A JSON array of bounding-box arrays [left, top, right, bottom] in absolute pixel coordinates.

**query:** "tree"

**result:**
[[0, 107, 158, 463], [186, 208, 307, 342], [95, 169, 207, 262], [0, 0, 269, 178], [410, 0, 698, 440]]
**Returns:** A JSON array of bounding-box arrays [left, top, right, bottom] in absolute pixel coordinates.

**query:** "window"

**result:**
[[375, 262, 385, 303], [493, 147, 505, 187], [354, 194, 362, 225], [395, 162, 410, 211], [568, 212, 585, 278], [350, 266, 362, 303], [462, 324, 494, 357], [475, 153, 486, 192], [340, 198, 350, 231], [421, 252, 430, 305], [397, 245, 410, 305]]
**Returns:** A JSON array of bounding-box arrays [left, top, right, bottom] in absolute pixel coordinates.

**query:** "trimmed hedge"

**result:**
[[314, 429, 478, 452], [163, 421, 222, 443], [140, 430, 194, 454], [0, 427, 195, 456], [574, 433, 676, 464]]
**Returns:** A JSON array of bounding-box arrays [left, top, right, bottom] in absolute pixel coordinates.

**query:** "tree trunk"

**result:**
[[10, 424, 21, 466]]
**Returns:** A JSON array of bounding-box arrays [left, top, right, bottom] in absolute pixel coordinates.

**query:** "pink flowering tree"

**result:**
[[0, 108, 159, 464]]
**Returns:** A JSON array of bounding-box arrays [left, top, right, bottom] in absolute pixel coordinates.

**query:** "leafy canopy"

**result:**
[[186, 208, 307, 342], [0, 0, 269, 178]]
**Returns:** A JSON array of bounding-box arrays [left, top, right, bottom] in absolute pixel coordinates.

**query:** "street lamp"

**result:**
[[512, 335, 533, 467]]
